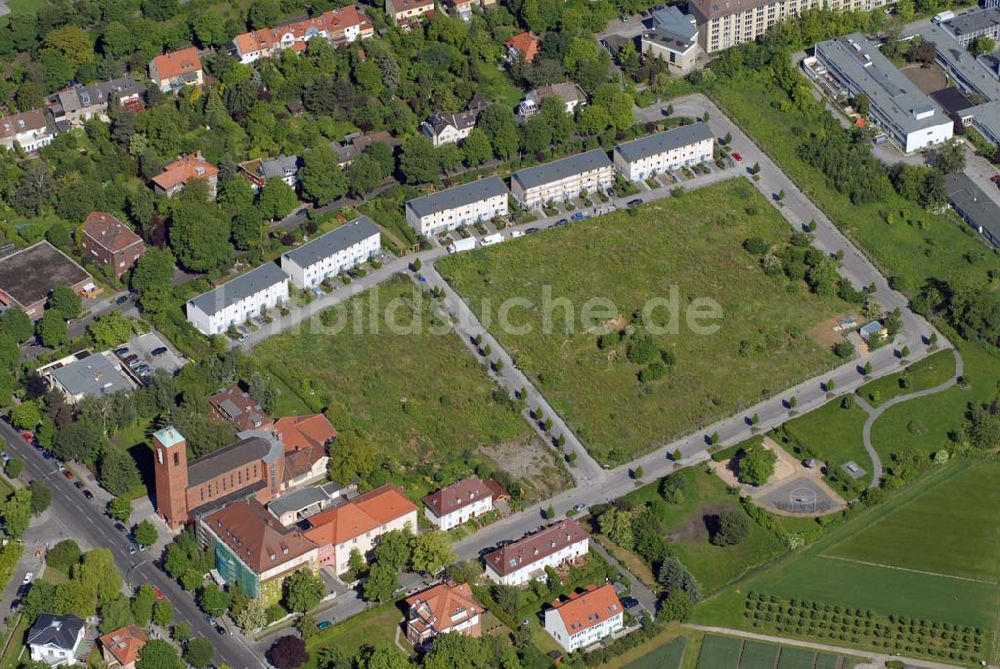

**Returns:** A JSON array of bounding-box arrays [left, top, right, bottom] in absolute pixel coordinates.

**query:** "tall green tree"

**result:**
[[300, 146, 347, 205]]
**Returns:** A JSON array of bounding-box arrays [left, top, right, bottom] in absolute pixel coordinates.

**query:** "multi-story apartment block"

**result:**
[[201, 499, 320, 606], [691, 0, 889, 54], [641, 7, 702, 75], [81, 212, 146, 278], [613, 123, 714, 181], [423, 476, 493, 531], [942, 8, 1000, 48], [483, 519, 589, 586], [405, 177, 509, 236], [186, 262, 289, 335], [405, 582, 483, 646], [279, 216, 380, 288], [510, 149, 614, 208], [303, 484, 418, 574], [233, 6, 373, 64], [149, 47, 204, 93], [813, 34, 953, 153], [0, 110, 56, 153], [151, 153, 219, 199], [544, 584, 624, 652]]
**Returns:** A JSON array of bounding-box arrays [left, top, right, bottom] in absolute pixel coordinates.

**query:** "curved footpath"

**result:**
[[855, 347, 964, 488]]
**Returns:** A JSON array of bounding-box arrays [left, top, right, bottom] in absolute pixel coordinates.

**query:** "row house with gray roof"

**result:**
[[280, 216, 380, 288], [613, 123, 714, 181], [186, 262, 290, 336], [405, 177, 509, 236], [510, 149, 614, 208]]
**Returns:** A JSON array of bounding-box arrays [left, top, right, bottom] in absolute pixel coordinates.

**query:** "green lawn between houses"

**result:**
[[302, 601, 409, 667], [693, 461, 1000, 659], [438, 179, 847, 465]]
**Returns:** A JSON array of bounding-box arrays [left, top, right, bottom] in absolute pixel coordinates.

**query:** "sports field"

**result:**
[[438, 180, 847, 464], [745, 461, 1000, 631]]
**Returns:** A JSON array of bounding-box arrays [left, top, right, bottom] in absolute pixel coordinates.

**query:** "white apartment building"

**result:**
[[690, 0, 889, 53], [613, 123, 714, 181], [186, 262, 289, 336], [0, 109, 55, 153], [423, 476, 494, 531], [510, 149, 614, 208], [405, 177, 509, 236], [483, 519, 589, 586], [280, 217, 380, 289], [544, 584, 624, 652], [232, 6, 373, 64]]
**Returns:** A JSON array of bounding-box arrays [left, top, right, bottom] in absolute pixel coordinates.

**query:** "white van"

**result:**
[[479, 233, 504, 247]]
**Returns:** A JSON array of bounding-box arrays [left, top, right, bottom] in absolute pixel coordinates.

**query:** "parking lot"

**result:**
[[114, 331, 186, 381]]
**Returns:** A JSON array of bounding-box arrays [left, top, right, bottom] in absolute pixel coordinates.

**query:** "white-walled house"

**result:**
[[483, 519, 589, 586], [510, 150, 614, 208], [405, 177, 509, 236], [544, 584, 624, 652], [423, 476, 493, 530], [613, 123, 714, 181], [27, 615, 85, 667], [0, 109, 56, 153], [186, 263, 290, 335], [279, 217, 380, 289]]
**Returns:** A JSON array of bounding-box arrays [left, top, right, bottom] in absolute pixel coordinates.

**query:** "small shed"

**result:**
[[858, 321, 887, 342]]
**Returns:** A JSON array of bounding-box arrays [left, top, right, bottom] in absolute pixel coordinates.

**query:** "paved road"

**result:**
[[589, 541, 658, 613], [0, 420, 266, 669], [685, 625, 964, 669]]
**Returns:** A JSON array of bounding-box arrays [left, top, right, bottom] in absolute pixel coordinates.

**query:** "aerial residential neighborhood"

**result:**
[[0, 0, 996, 667]]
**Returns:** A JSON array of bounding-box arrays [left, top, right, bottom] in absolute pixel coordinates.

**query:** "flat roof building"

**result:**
[[943, 8, 1000, 47], [613, 123, 714, 181], [641, 7, 701, 75], [510, 149, 614, 208], [186, 262, 290, 336], [814, 34, 953, 153], [280, 217, 380, 288], [945, 173, 1000, 249], [42, 351, 136, 403], [0, 241, 94, 319], [405, 177, 509, 236]]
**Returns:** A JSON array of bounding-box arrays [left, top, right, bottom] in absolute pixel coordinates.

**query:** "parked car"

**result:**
[[151, 347, 168, 356], [114, 522, 127, 533], [82, 490, 93, 500], [570, 212, 586, 221], [20, 431, 33, 443], [152, 586, 164, 601], [115, 295, 130, 305], [555, 219, 568, 226], [317, 621, 333, 631], [114, 347, 129, 356], [216, 625, 226, 635], [126, 543, 137, 556], [134, 364, 151, 375], [621, 596, 640, 609], [42, 451, 54, 460], [627, 198, 644, 207], [73, 481, 83, 490], [731, 152, 743, 162], [122, 354, 139, 365], [62, 470, 73, 480], [1, 452, 9, 463], [992, 174, 1000, 190], [572, 503, 588, 513], [525, 227, 540, 234], [22, 573, 32, 585]]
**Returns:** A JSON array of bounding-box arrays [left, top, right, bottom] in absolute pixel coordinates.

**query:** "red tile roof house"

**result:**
[[405, 582, 483, 646], [304, 484, 418, 574], [148, 47, 204, 94], [505, 31, 541, 63], [275, 414, 337, 490], [81, 212, 146, 278], [99, 625, 147, 669], [151, 153, 218, 199], [544, 584, 624, 652], [208, 386, 274, 433], [483, 518, 589, 586], [232, 5, 374, 65], [423, 476, 493, 531], [385, 0, 435, 26]]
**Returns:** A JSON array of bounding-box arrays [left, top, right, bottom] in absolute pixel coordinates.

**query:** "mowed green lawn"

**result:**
[[856, 349, 956, 407], [738, 462, 1000, 632], [780, 399, 870, 472], [438, 180, 846, 463], [253, 277, 533, 495], [303, 602, 408, 666], [826, 461, 1000, 582]]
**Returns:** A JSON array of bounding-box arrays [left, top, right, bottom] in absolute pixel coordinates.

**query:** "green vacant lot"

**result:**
[[303, 602, 407, 666], [780, 400, 869, 475], [439, 180, 846, 463], [703, 461, 1000, 636], [856, 349, 956, 407], [252, 277, 554, 499]]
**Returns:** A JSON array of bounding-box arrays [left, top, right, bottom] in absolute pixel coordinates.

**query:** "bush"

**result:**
[[710, 509, 750, 546], [46, 539, 82, 572], [626, 332, 658, 365], [744, 236, 771, 255], [738, 446, 777, 486], [5, 457, 24, 478]]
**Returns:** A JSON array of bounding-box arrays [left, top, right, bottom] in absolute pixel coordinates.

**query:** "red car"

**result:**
[[152, 586, 164, 601], [20, 431, 33, 443], [62, 471, 73, 480], [731, 152, 743, 162]]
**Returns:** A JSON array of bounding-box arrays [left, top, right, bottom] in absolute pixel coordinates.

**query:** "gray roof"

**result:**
[[945, 173, 1000, 245], [281, 217, 380, 270], [614, 123, 713, 163], [405, 177, 508, 218], [267, 483, 339, 517], [944, 8, 1000, 38], [652, 6, 698, 42], [511, 149, 612, 191], [187, 429, 283, 487], [815, 34, 950, 136], [187, 262, 289, 318], [261, 154, 299, 180], [50, 352, 134, 398], [53, 76, 145, 115], [27, 614, 84, 650]]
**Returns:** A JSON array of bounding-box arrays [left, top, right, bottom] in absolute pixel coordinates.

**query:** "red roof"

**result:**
[[406, 582, 482, 635], [204, 500, 317, 573], [82, 212, 143, 254], [151, 47, 202, 81], [506, 32, 541, 62], [275, 414, 337, 453], [151, 153, 218, 191], [304, 484, 416, 546], [234, 6, 371, 55], [99, 625, 147, 666], [550, 584, 622, 635], [484, 519, 588, 576], [208, 386, 272, 432], [423, 476, 492, 517]]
